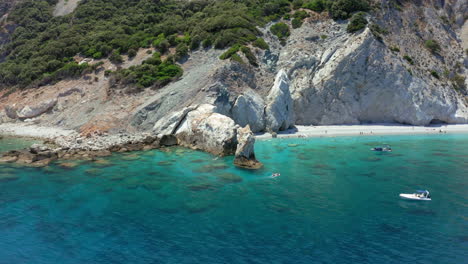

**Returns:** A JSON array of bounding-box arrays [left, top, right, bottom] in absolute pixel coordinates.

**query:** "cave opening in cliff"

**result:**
[[429, 119, 448, 125]]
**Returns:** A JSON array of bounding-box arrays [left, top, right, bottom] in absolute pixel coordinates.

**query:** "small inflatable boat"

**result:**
[[371, 145, 392, 152], [399, 190, 431, 201]]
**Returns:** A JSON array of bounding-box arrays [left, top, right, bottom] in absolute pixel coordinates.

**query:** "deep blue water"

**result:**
[[0, 134, 467, 264]]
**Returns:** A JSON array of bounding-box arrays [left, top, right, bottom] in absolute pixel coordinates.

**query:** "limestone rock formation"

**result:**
[[15, 99, 57, 120], [174, 104, 238, 156], [234, 125, 262, 169], [231, 91, 266, 133], [265, 69, 295, 131], [284, 25, 468, 126], [153, 105, 198, 135]]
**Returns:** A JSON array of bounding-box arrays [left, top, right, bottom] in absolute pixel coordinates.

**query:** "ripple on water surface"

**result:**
[[0, 134, 467, 264]]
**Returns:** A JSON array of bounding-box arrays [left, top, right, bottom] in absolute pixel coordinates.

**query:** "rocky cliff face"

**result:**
[[0, 1, 467, 144]]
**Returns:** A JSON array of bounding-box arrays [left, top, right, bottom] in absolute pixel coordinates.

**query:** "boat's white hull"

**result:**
[[399, 194, 431, 201]]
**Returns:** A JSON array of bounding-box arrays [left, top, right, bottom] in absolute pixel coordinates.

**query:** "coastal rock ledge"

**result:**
[[154, 104, 262, 168]]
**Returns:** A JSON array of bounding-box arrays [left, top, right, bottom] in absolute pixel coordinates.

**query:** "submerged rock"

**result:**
[[187, 182, 218, 191], [217, 173, 243, 183], [0, 173, 19, 182], [58, 162, 79, 169], [85, 168, 101, 176], [234, 125, 262, 169]]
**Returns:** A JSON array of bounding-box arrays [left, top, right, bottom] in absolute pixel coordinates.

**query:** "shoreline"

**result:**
[[0, 122, 468, 167], [0, 123, 78, 140], [2, 123, 468, 142], [255, 124, 468, 139]]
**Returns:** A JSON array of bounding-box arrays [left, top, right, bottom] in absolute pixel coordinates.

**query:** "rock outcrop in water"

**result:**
[[234, 125, 262, 169], [153, 104, 262, 167], [173, 104, 238, 156]]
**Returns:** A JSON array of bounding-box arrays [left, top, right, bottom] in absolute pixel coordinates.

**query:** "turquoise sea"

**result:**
[[0, 134, 467, 264]]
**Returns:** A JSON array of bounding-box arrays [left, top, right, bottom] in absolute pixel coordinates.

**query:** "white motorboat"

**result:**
[[399, 190, 431, 201]]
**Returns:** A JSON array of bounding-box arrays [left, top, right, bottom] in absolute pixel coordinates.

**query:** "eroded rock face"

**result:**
[[231, 91, 266, 133], [234, 125, 262, 169], [153, 106, 198, 135], [265, 69, 295, 131], [286, 27, 468, 126], [175, 104, 238, 156], [14, 99, 57, 120]]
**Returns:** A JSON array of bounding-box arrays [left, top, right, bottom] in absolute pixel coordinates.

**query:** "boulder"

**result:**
[[17, 99, 57, 120], [30, 143, 50, 154], [234, 125, 262, 169], [175, 104, 238, 156], [231, 90, 266, 133], [16, 151, 35, 164], [153, 105, 198, 135], [4, 105, 18, 119], [0, 155, 18, 163], [160, 135, 177, 146], [265, 69, 295, 132]]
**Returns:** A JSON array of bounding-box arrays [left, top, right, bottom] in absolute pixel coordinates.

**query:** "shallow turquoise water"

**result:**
[[0, 137, 39, 153], [0, 134, 467, 263]]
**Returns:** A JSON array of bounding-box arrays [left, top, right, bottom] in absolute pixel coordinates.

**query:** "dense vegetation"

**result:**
[[302, 0, 370, 19], [346, 12, 367, 33], [0, 0, 372, 89]]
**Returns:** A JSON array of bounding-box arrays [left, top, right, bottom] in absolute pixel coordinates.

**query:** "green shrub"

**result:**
[[271, 22, 290, 40], [292, 0, 304, 10], [154, 38, 171, 54], [330, 0, 370, 20], [320, 34, 328, 39], [128, 48, 137, 58], [202, 38, 213, 48], [113, 59, 183, 88], [92, 52, 103, 59], [389, 46, 400, 52], [403, 55, 414, 65], [143, 52, 162, 65], [369, 23, 388, 41], [253, 38, 270, 50], [292, 18, 303, 29], [424, 40, 441, 54], [230, 53, 244, 64], [190, 35, 201, 50], [175, 43, 189, 60], [302, 0, 330, 13], [293, 10, 310, 20], [109, 51, 123, 64], [347, 12, 368, 33], [430, 70, 440, 79], [219, 45, 241, 60], [241, 46, 258, 67]]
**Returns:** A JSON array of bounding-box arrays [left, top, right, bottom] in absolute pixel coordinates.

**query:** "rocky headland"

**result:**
[[0, 0, 467, 167]]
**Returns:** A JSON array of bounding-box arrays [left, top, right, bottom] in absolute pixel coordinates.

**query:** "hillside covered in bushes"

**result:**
[[0, 0, 373, 89]]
